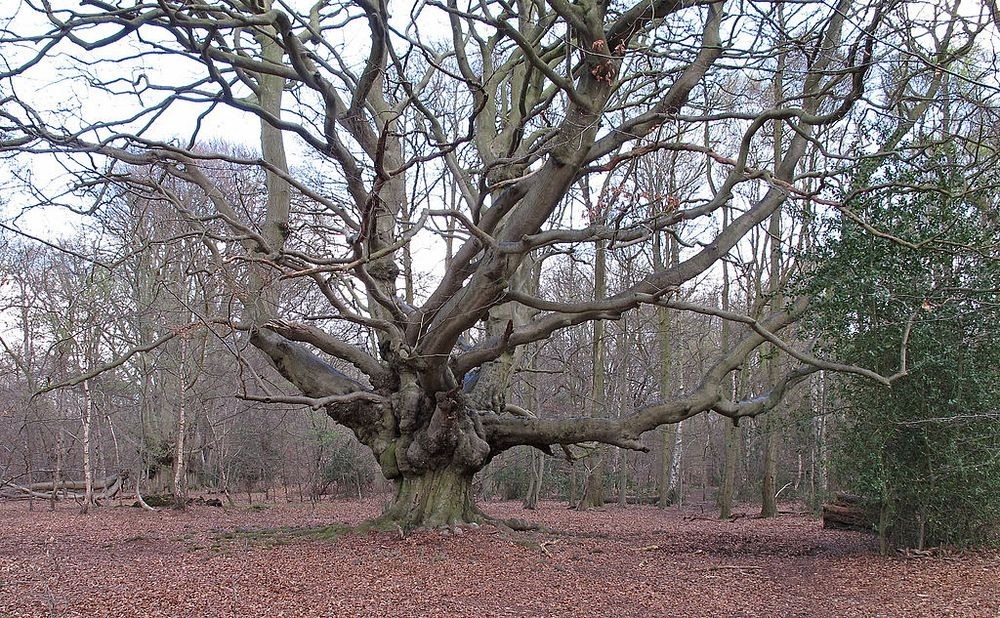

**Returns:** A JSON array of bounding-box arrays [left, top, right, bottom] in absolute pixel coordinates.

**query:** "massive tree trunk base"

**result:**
[[378, 468, 483, 530], [373, 468, 544, 533]]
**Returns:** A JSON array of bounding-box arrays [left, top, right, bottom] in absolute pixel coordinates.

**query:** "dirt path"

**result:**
[[0, 499, 997, 617]]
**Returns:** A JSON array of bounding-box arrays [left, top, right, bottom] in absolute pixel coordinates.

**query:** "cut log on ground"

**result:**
[[822, 493, 879, 532]]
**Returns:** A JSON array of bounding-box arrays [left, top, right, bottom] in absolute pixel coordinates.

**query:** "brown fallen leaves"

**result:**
[[0, 498, 997, 617]]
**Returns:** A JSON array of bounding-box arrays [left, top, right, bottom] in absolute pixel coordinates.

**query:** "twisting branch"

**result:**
[[240, 391, 388, 411], [261, 319, 388, 384], [483, 296, 814, 453], [33, 328, 191, 397], [250, 328, 366, 398]]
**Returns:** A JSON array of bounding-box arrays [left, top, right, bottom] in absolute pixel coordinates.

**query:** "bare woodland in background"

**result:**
[[0, 0, 997, 535]]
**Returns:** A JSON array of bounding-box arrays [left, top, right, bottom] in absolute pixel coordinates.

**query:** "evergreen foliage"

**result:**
[[809, 149, 1000, 548]]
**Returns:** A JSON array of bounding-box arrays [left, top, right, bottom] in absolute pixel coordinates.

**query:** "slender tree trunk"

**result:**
[[719, 421, 740, 518], [254, 25, 291, 311], [660, 235, 683, 506], [760, 33, 785, 519], [51, 430, 62, 511], [760, 421, 778, 517], [667, 421, 684, 504], [659, 427, 675, 507], [402, 238, 414, 306], [523, 450, 544, 510], [80, 379, 94, 514], [26, 431, 35, 512], [95, 408, 107, 494], [654, 230, 680, 507], [172, 336, 188, 508], [578, 238, 607, 510], [618, 451, 627, 506], [701, 421, 711, 502], [568, 461, 578, 506], [717, 210, 740, 517], [812, 371, 829, 501]]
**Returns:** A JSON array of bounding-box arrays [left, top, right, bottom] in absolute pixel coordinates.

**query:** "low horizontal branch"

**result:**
[[481, 415, 648, 453], [240, 391, 388, 411], [250, 327, 366, 397]]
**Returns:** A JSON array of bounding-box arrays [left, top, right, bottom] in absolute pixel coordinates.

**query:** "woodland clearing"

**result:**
[[0, 498, 997, 617]]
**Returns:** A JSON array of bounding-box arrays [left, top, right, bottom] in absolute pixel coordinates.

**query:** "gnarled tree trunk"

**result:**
[[371, 385, 492, 528], [380, 467, 479, 529]]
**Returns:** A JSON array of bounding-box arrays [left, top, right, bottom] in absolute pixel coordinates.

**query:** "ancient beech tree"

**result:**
[[1, 0, 992, 527]]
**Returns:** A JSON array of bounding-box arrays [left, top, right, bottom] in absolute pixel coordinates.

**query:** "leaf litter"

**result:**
[[0, 499, 996, 617]]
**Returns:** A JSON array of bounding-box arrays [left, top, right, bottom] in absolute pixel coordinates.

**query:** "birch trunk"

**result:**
[[667, 421, 684, 504], [172, 336, 188, 508], [80, 379, 94, 513]]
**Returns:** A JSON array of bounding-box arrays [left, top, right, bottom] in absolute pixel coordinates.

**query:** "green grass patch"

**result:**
[[213, 523, 352, 548]]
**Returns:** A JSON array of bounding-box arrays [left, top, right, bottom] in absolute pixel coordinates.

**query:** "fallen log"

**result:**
[[1, 473, 126, 502], [23, 474, 122, 492], [822, 493, 879, 532], [130, 495, 224, 508]]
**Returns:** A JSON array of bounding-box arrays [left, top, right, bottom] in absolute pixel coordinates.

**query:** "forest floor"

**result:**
[[0, 497, 997, 618]]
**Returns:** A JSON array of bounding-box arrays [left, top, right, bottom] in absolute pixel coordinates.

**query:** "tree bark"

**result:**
[[659, 234, 683, 507], [51, 430, 62, 511], [822, 494, 878, 532], [667, 421, 684, 504], [719, 421, 740, 518], [172, 336, 188, 509], [760, 423, 778, 517], [718, 206, 740, 518], [20, 473, 121, 493], [812, 371, 829, 499], [569, 461, 578, 506], [578, 237, 607, 510], [3, 470, 126, 500], [659, 426, 675, 507], [760, 31, 786, 519], [522, 450, 544, 510], [80, 379, 94, 514], [379, 467, 480, 529], [617, 450, 628, 507], [654, 229, 678, 508]]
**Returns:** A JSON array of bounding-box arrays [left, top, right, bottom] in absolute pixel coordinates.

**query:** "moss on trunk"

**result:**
[[379, 467, 482, 530]]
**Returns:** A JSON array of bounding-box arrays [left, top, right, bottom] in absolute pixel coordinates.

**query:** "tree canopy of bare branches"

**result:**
[[1, 0, 997, 527]]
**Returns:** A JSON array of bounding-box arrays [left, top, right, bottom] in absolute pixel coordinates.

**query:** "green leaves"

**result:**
[[809, 146, 1000, 548]]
